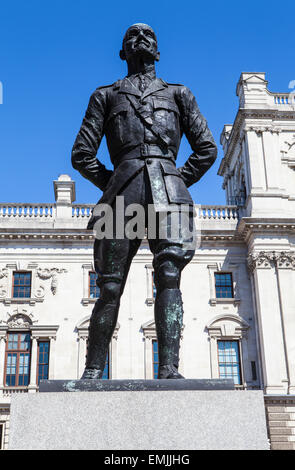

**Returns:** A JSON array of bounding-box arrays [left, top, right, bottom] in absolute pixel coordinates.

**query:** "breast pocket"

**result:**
[[160, 162, 193, 204], [153, 98, 180, 138], [105, 102, 129, 144]]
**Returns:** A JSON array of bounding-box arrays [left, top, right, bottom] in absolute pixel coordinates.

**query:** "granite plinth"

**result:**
[[9, 388, 269, 450], [39, 378, 235, 392]]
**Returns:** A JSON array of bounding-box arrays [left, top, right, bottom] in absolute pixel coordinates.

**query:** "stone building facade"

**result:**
[[0, 72, 295, 450]]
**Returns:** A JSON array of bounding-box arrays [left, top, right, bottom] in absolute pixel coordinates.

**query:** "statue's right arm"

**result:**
[[71, 89, 113, 191]]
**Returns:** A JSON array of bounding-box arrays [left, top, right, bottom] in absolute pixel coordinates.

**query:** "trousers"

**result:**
[[86, 165, 196, 374]]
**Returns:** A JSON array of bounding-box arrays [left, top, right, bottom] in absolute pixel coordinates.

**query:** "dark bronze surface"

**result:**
[[72, 24, 217, 379]]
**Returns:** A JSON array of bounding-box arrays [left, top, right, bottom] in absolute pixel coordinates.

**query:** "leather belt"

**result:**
[[113, 144, 176, 168]]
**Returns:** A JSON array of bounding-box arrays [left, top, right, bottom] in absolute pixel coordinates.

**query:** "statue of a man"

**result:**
[[72, 24, 217, 379]]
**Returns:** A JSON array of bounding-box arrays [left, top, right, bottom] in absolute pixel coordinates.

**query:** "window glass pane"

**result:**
[[5, 333, 31, 387], [89, 272, 100, 298], [5, 353, 17, 386], [8, 334, 18, 350], [152, 272, 156, 298], [13, 272, 31, 298], [102, 351, 109, 380], [214, 273, 233, 298], [37, 341, 50, 384], [152, 340, 159, 379], [217, 340, 241, 385], [20, 334, 31, 351]]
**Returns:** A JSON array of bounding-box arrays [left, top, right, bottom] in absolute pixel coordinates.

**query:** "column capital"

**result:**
[[247, 250, 295, 272]]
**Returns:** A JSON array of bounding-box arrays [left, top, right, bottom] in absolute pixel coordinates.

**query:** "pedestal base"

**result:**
[[9, 381, 269, 450]]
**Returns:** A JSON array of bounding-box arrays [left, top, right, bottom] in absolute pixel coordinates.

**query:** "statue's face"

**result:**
[[121, 24, 159, 62]]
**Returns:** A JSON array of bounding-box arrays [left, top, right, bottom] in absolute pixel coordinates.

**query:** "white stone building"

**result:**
[[0, 72, 295, 450]]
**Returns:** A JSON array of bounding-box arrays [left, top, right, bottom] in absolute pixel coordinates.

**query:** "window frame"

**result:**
[[12, 271, 32, 299], [152, 340, 159, 379], [4, 332, 32, 387], [214, 272, 234, 299], [217, 339, 242, 386], [207, 264, 241, 307], [36, 340, 50, 385], [88, 271, 100, 299]]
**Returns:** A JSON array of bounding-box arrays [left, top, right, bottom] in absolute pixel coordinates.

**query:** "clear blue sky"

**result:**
[[0, 0, 293, 205]]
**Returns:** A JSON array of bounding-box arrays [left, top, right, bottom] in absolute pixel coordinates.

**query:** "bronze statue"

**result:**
[[72, 24, 217, 379]]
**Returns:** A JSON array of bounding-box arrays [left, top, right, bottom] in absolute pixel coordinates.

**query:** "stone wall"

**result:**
[[265, 396, 295, 450]]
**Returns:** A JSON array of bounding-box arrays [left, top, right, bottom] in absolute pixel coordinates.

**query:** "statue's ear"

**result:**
[[119, 49, 126, 61], [155, 51, 160, 62]]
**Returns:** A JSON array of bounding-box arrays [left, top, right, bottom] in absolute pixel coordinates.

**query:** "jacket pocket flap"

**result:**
[[105, 103, 129, 125], [160, 161, 181, 176], [153, 99, 180, 115]]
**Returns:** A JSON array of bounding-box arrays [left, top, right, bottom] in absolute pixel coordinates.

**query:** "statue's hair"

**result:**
[[122, 24, 157, 46]]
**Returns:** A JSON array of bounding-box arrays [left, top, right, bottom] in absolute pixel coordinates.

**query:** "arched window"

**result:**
[[206, 314, 250, 388]]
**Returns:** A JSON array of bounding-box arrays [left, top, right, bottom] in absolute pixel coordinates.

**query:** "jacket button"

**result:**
[[146, 159, 152, 164]]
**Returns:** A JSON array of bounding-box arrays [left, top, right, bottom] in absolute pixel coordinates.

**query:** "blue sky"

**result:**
[[0, 0, 294, 205]]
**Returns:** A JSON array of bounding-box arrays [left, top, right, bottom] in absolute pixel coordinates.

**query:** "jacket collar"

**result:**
[[117, 77, 168, 99]]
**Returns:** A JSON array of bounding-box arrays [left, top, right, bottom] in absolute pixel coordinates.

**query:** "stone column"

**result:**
[[110, 328, 119, 379], [48, 336, 56, 380], [248, 251, 289, 394], [28, 336, 38, 393], [78, 335, 87, 379], [274, 252, 295, 393], [209, 336, 219, 379], [0, 334, 7, 388]]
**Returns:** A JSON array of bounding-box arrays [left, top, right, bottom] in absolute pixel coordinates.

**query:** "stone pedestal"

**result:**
[[9, 380, 269, 450]]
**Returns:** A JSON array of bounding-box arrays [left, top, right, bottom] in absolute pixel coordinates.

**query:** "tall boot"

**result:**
[[81, 298, 119, 379], [154, 287, 184, 379]]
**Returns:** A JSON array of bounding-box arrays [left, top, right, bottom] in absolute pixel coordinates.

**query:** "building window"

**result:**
[[4, 333, 31, 386], [214, 273, 233, 298], [12, 272, 32, 298], [152, 340, 159, 379], [152, 272, 156, 299], [37, 341, 50, 385], [102, 351, 109, 380], [217, 340, 241, 385], [89, 272, 100, 299]]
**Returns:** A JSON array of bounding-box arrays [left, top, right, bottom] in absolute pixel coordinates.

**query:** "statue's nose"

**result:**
[[138, 30, 146, 39]]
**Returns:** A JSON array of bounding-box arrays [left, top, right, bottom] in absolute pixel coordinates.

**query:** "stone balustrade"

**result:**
[[0, 204, 55, 218], [71, 204, 94, 218], [0, 202, 239, 222], [273, 93, 293, 105], [266, 91, 295, 109], [197, 205, 238, 220]]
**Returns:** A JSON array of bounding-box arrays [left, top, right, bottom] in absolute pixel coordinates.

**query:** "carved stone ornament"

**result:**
[[247, 251, 295, 272], [36, 268, 67, 295], [281, 134, 295, 169], [0, 309, 37, 329], [0, 268, 9, 299], [0, 268, 8, 279]]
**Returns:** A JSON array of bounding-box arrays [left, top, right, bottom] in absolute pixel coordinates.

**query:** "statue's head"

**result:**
[[120, 23, 160, 63]]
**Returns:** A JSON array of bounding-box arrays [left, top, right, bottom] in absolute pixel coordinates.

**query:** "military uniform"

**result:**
[[72, 76, 217, 377]]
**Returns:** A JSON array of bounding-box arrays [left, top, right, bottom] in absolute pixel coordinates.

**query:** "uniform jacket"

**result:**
[[71, 77, 217, 229]]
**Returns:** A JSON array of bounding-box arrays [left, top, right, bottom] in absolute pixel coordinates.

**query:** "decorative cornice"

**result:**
[[218, 108, 295, 176], [237, 218, 295, 242], [0, 231, 95, 242]]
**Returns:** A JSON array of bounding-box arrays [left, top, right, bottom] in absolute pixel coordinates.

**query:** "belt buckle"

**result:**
[[140, 143, 149, 157]]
